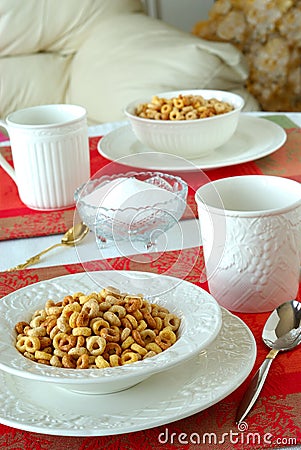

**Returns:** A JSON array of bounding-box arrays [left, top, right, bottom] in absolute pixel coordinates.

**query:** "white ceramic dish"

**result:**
[[98, 115, 287, 171], [0, 271, 222, 394], [0, 309, 256, 436], [124, 89, 244, 158]]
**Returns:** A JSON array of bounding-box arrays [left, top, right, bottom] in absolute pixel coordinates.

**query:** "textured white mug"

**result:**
[[0, 104, 90, 210], [195, 175, 301, 313]]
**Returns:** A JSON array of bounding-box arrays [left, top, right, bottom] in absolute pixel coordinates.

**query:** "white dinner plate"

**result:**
[[98, 115, 287, 171], [0, 308, 256, 436]]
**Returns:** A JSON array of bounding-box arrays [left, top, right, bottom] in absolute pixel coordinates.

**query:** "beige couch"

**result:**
[[0, 0, 259, 124]]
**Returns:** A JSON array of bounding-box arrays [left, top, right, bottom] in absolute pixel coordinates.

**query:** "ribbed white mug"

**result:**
[[195, 175, 301, 313], [0, 104, 90, 210]]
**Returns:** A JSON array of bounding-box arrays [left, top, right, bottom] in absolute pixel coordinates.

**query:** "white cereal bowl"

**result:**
[[0, 271, 222, 395], [124, 89, 244, 159]]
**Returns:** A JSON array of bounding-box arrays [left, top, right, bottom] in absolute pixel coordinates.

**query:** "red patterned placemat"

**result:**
[[0, 136, 205, 240], [0, 247, 300, 449], [1, 116, 301, 241], [0, 136, 261, 240]]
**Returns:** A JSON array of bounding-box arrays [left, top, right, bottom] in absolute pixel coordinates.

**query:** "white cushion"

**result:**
[[68, 13, 259, 123], [0, 54, 71, 115], [0, 0, 259, 123], [0, 0, 143, 56]]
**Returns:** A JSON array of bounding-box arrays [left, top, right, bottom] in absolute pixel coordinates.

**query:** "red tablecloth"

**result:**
[[1, 115, 301, 448], [0, 247, 300, 449]]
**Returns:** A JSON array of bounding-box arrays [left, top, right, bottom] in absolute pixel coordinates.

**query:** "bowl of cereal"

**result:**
[[0, 271, 222, 395], [124, 89, 244, 159]]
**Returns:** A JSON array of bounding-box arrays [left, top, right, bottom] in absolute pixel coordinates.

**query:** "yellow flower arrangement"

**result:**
[[192, 0, 301, 111]]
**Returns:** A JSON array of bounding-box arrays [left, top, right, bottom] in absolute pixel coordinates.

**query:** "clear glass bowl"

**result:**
[[74, 171, 188, 248]]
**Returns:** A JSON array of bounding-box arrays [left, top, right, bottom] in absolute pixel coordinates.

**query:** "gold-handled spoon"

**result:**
[[8, 222, 89, 271]]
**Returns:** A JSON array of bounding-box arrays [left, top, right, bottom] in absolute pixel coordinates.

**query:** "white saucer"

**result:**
[[98, 115, 286, 171], [0, 309, 256, 436]]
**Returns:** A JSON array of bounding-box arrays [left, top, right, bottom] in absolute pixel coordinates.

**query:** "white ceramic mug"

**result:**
[[0, 104, 90, 210], [195, 175, 301, 313]]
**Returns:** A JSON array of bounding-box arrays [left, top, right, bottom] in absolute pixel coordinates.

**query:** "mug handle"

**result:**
[[0, 119, 16, 182]]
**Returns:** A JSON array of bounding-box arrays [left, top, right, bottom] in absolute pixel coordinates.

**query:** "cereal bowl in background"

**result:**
[[0, 271, 222, 395], [124, 89, 244, 159]]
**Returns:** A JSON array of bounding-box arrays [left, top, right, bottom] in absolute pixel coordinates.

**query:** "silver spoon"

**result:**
[[236, 299, 301, 424], [7, 222, 89, 271]]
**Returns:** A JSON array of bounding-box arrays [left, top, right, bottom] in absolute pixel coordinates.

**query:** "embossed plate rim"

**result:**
[[0, 270, 222, 385], [0, 308, 256, 436]]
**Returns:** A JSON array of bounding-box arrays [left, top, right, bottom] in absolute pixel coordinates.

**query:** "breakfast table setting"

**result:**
[[0, 90, 301, 450]]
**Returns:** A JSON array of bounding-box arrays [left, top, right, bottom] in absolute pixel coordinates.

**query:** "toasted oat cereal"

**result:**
[[135, 94, 234, 121], [15, 287, 181, 369]]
